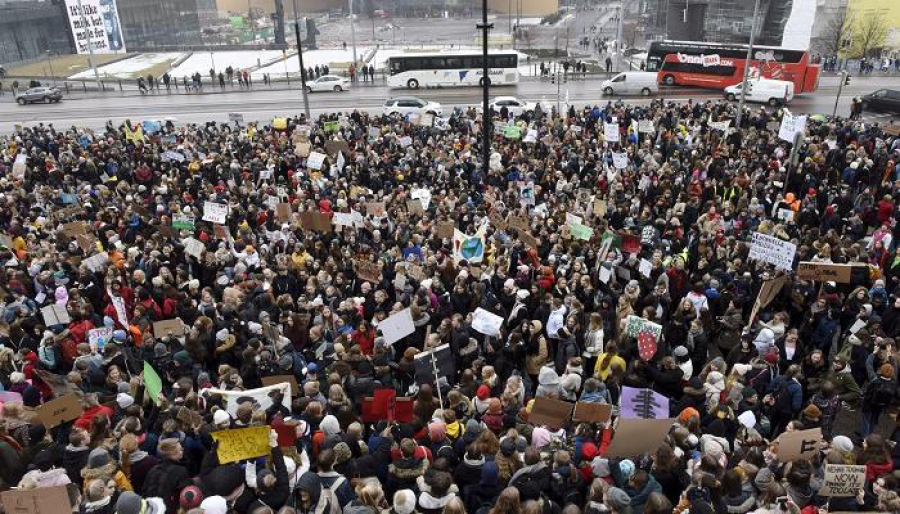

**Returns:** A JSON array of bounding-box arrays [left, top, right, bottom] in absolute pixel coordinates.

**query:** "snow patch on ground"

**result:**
[[69, 53, 185, 79], [168, 50, 286, 78]]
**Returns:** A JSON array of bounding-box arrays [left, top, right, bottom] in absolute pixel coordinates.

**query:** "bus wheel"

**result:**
[[727, 93, 736, 101], [407, 79, 419, 89], [663, 74, 675, 86], [768, 98, 779, 107], [641, 87, 651, 96]]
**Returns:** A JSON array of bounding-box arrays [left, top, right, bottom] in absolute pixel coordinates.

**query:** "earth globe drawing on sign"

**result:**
[[460, 236, 484, 261]]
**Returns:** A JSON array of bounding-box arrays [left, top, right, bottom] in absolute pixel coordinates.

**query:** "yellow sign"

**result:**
[[211, 426, 270, 464]]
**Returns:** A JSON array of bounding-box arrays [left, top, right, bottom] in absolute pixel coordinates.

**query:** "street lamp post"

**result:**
[[614, 4, 623, 72], [735, 0, 761, 129], [291, 0, 311, 119], [476, 0, 493, 181]]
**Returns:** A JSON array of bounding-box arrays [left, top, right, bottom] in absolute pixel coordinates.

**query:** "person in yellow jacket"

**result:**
[[595, 341, 626, 381], [81, 447, 133, 492]]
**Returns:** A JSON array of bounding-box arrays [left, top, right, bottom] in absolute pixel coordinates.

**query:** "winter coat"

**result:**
[[386, 457, 428, 496]]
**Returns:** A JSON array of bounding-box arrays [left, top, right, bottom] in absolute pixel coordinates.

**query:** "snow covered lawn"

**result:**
[[168, 50, 286, 78], [69, 53, 185, 79], [251, 48, 369, 79]]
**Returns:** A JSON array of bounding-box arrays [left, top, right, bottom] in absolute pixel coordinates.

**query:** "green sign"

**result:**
[[324, 121, 340, 133], [503, 125, 522, 139], [570, 223, 594, 241], [172, 214, 195, 231]]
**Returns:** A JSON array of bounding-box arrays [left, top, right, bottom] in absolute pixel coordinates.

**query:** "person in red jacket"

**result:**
[[877, 195, 895, 225], [352, 321, 375, 356], [74, 394, 114, 431]]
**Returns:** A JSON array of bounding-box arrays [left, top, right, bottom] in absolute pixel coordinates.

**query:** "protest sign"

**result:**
[[332, 212, 354, 227], [709, 120, 731, 132], [202, 202, 228, 224], [34, 370, 75, 398], [366, 202, 386, 217], [604, 418, 675, 459], [519, 231, 539, 249], [638, 119, 655, 133], [796, 262, 853, 283], [276, 202, 293, 223], [777, 208, 795, 223], [776, 427, 823, 461], [261, 375, 300, 396], [435, 222, 455, 240], [36, 393, 81, 428], [411, 189, 432, 210], [60, 221, 88, 238], [471, 308, 504, 337], [503, 125, 522, 139], [738, 411, 757, 429], [11, 154, 27, 178], [379, 308, 415, 345], [413, 344, 455, 385], [172, 214, 195, 230], [407, 199, 424, 216], [206, 383, 292, 416], [570, 224, 593, 241], [749, 232, 797, 270], [604, 122, 620, 142], [323, 120, 340, 133], [639, 258, 653, 278], [88, 327, 113, 352], [325, 140, 350, 156], [355, 260, 381, 283], [41, 305, 70, 327], [153, 319, 185, 338], [299, 212, 332, 233], [821, 464, 866, 497], [621, 387, 670, 419], [572, 402, 612, 424], [489, 211, 507, 231], [307, 152, 327, 170], [748, 275, 788, 324], [1, 485, 71, 514], [612, 152, 629, 169], [779, 110, 807, 142], [529, 397, 574, 428], [849, 319, 867, 334], [211, 426, 271, 464], [83, 252, 109, 273], [143, 361, 163, 405], [508, 215, 529, 232], [625, 316, 662, 361], [524, 129, 538, 143], [398, 136, 413, 148]]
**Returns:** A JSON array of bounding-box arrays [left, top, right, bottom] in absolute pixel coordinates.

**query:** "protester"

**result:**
[[0, 98, 898, 514]]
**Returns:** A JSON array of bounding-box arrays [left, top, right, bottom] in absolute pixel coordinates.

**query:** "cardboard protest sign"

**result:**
[[202, 202, 228, 224], [60, 221, 89, 238], [36, 394, 81, 428], [300, 211, 332, 233], [407, 199, 424, 216], [213, 225, 232, 241], [206, 383, 291, 416], [621, 387, 670, 419], [41, 305, 70, 327], [796, 262, 853, 283], [355, 260, 382, 283], [529, 397, 574, 429], [508, 215, 529, 232], [572, 402, 612, 424], [211, 426, 271, 464], [379, 308, 415, 345], [604, 122, 620, 142], [604, 418, 675, 459], [366, 202, 386, 217], [519, 231, 539, 249], [776, 427, 823, 461], [748, 275, 788, 324], [435, 222, 455, 240], [276, 203, 293, 223], [153, 319, 185, 338], [76, 234, 97, 254], [471, 308, 504, 337], [1, 485, 71, 514], [261, 375, 300, 396], [749, 232, 796, 270], [88, 327, 113, 352], [325, 140, 350, 156], [83, 252, 109, 273], [821, 464, 866, 497]]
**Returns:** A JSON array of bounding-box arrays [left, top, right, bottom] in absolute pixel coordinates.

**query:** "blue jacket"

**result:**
[[768, 376, 803, 413]]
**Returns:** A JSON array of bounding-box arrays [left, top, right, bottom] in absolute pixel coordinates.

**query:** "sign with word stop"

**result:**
[[821, 464, 866, 497]]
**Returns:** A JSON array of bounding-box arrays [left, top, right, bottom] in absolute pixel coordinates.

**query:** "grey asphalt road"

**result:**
[[1, 75, 898, 133]]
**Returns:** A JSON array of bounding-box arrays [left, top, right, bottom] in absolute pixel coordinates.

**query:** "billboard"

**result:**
[[65, 0, 126, 54]]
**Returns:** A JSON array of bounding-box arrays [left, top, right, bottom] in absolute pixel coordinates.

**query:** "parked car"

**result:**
[[306, 75, 350, 93], [382, 96, 442, 117], [488, 96, 536, 116], [724, 78, 793, 106], [602, 72, 658, 96], [16, 86, 62, 105], [861, 89, 900, 114]]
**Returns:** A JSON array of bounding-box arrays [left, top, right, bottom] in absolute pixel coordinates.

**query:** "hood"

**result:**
[[418, 492, 455, 511], [390, 457, 428, 479], [538, 366, 560, 386], [296, 471, 323, 507]]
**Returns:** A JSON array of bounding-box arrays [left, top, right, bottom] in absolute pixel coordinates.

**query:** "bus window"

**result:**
[[391, 60, 405, 74], [446, 57, 463, 69]]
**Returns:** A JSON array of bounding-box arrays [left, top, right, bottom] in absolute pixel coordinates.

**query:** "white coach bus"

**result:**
[[387, 51, 520, 90]]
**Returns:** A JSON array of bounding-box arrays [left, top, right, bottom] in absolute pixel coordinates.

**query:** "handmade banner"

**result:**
[[41, 305, 71, 327], [612, 152, 628, 169], [36, 393, 81, 428], [355, 260, 382, 283], [604, 418, 676, 459], [821, 464, 866, 497], [1, 485, 71, 514], [796, 262, 853, 283], [620, 386, 669, 419], [211, 426, 271, 464], [202, 202, 228, 224], [143, 361, 164, 405], [529, 397, 574, 428], [153, 319, 185, 338], [472, 308, 504, 337], [749, 232, 796, 270], [776, 427, 823, 461], [624, 316, 662, 361], [453, 227, 486, 265], [205, 382, 292, 416], [307, 152, 327, 170], [88, 327, 113, 352], [413, 343, 455, 385], [604, 122, 620, 142], [748, 275, 788, 325], [261, 375, 300, 396], [379, 308, 415, 346], [572, 402, 613, 424], [778, 109, 807, 142]]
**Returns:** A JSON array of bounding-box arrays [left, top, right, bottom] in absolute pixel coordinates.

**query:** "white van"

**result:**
[[601, 72, 658, 96], [724, 78, 794, 107]]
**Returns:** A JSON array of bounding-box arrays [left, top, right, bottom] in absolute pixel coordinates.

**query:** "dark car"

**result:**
[[15, 86, 62, 105], [861, 89, 900, 114]]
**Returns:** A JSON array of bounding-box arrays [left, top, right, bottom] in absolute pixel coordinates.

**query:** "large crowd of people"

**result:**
[[0, 97, 898, 514]]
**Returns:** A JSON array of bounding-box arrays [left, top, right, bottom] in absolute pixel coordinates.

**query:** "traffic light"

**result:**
[[844, 72, 850, 86], [551, 72, 555, 84]]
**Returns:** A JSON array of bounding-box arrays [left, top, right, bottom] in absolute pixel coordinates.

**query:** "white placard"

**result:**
[[64, 0, 126, 55], [307, 152, 327, 170], [472, 307, 504, 337], [111, 295, 128, 326], [638, 119, 655, 133], [332, 212, 354, 227], [523, 129, 538, 143], [411, 189, 432, 210], [821, 464, 866, 497], [849, 319, 867, 334], [203, 202, 228, 224], [748, 232, 797, 270], [379, 308, 415, 345], [183, 237, 205, 259], [88, 327, 113, 351], [83, 252, 110, 273], [639, 258, 652, 278], [779, 110, 807, 142], [599, 266, 612, 284], [205, 383, 291, 416], [336, 151, 345, 172], [164, 150, 185, 163], [777, 208, 795, 222], [709, 120, 731, 132], [12, 154, 26, 178], [738, 410, 757, 429], [352, 210, 365, 229], [604, 122, 620, 142], [612, 152, 628, 169], [398, 136, 413, 148], [565, 212, 583, 227]]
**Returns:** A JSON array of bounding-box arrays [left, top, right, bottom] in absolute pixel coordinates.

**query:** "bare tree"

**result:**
[[852, 14, 887, 58], [520, 27, 536, 49], [820, 4, 852, 56], [622, 21, 640, 49]]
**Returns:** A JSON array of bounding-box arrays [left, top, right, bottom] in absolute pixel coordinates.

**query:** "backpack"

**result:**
[[865, 379, 894, 408], [320, 476, 344, 514], [773, 381, 796, 415]]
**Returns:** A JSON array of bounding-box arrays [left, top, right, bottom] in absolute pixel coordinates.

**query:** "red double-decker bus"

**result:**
[[646, 40, 820, 93]]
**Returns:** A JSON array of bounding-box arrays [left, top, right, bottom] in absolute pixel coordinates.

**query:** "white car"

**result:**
[[489, 96, 536, 116], [382, 97, 443, 117], [306, 75, 350, 93]]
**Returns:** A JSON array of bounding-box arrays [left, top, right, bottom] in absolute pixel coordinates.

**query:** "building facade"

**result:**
[[643, 0, 792, 47], [0, 1, 73, 64]]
